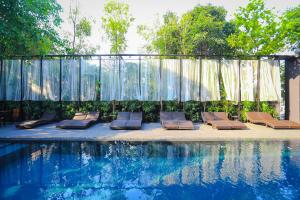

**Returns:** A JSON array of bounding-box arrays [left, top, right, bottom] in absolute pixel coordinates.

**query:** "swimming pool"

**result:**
[[0, 141, 299, 200]]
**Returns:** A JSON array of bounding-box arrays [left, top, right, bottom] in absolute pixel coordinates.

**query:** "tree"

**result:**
[[227, 0, 284, 55], [101, 0, 134, 53], [281, 5, 300, 52], [67, 3, 96, 54], [137, 5, 235, 55], [0, 0, 63, 55], [180, 5, 235, 55], [151, 12, 181, 54], [137, 24, 156, 53]]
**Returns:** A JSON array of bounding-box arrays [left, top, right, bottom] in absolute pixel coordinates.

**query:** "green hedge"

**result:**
[[1, 100, 279, 122]]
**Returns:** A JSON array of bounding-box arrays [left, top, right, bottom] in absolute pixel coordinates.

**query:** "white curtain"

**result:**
[[221, 60, 239, 102], [120, 59, 140, 100], [161, 59, 180, 100], [260, 60, 281, 101], [23, 60, 41, 101], [101, 58, 120, 101], [181, 59, 200, 101], [81, 58, 99, 101], [61, 59, 79, 101], [4, 60, 21, 101], [240, 60, 258, 101], [201, 59, 220, 101], [42, 59, 60, 101], [140, 59, 160, 101]]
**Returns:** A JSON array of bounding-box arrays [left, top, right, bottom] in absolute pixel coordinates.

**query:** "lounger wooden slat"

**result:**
[[56, 112, 99, 129], [160, 112, 194, 130], [110, 112, 143, 130], [16, 113, 56, 129], [201, 112, 247, 130], [246, 112, 300, 129]]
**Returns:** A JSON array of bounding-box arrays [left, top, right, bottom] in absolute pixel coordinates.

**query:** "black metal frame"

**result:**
[[0, 53, 298, 120], [0, 53, 296, 59]]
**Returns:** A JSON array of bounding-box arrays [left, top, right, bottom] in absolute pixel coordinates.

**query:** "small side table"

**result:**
[[231, 115, 239, 121]]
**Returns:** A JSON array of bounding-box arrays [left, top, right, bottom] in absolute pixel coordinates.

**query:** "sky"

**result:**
[[57, 0, 300, 53]]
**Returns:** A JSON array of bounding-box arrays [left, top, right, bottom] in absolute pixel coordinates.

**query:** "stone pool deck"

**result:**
[[0, 122, 299, 142]]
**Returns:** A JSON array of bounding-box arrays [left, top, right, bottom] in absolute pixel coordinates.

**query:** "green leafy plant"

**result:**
[[260, 102, 279, 119], [163, 101, 180, 111], [240, 101, 257, 122], [183, 101, 201, 122], [142, 101, 159, 122], [61, 102, 78, 119], [99, 101, 113, 122], [120, 100, 142, 112]]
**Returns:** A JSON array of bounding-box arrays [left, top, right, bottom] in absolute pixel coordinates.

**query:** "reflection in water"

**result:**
[[0, 141, 300, 199]]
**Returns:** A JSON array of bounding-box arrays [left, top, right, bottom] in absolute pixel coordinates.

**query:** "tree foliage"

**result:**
[[0, 0, 63, 55], [67, 4, 95, 54], [180, 5, 235, 55], [101, 0, 134, 53], [227, 0, 284, 55], [281, 5, 300, 52], [152, 12, 181, 54], [138, 5, 235, 55]]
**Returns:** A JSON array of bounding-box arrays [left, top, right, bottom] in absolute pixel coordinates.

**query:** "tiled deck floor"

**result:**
[[0, 123, 299, 141]]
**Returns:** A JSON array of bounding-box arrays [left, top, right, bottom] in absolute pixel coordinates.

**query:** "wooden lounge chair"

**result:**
[[201, 112, 247, 130], [110, 112, 142, 130], [246, 112, 300, 129], [160, 112, 194, 130], [56, 112, 99, 129], [16, 112, 56, 129]]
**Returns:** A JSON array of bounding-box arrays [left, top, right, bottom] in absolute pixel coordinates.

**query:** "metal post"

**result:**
[[238, 59, 241, 120], [218, 58, 222, 99], [275, 57, 281, 116], [284, 59, 289, 120], [257, 58, 261, 111], [179, 56, 182, 108], [99, 56, 101, 101], [20, 58, 24, 120], [199, 56, 203, 117], [0, 58, 2, 102], [78, 57, 82, 106], [199, 57, 202, 102], [159, 57, 163, 111], [118, 56, 121, 100], [20, 58, 24, 101], [40, 56, 43, 113], [139, 56, 141, 98], [59, 57, 62, 119], [3, 59, 6, 103]]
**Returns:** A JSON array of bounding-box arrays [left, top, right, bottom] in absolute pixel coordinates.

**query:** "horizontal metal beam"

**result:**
[[0, 54, 297, 60]]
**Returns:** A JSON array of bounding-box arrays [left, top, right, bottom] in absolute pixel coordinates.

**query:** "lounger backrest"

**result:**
[[73, 113, 87, 120], [259, 112, 275, 121], [160, 112, 173, 121], [86, 112, 100, 121], [172, 112, 186, 120], [246, 112, 263, 120], [130, 112, 142, 120], [201, 112, 215, 123], [117, 112, 130, 120], [213, 112, 229, 120], [40, 113, 56, 121]]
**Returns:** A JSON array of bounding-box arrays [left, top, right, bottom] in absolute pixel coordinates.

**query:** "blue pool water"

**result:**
[[0, 141, 300, 200]]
